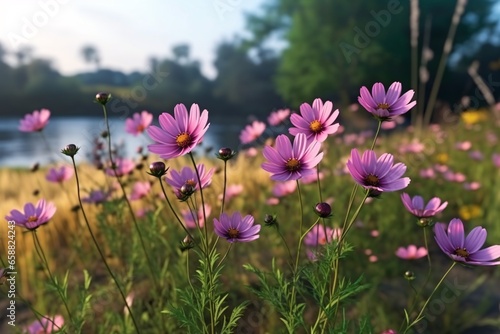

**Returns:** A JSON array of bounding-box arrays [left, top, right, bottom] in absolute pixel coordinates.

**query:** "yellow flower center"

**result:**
[[285, 158, 300, 172], [454, 248, 469, 258], [364, 174, 380, 186], [176, 132, 192, 148], [377, 103, 390, 110], [309, 120, 323, 133], [27, 215, 38, 223], [228, 227, 239, 239]]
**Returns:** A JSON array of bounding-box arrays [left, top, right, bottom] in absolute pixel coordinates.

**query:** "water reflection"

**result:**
[[0, 116, 246, 167]]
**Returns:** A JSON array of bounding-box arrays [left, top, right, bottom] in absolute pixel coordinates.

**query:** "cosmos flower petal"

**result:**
[[447, 218, 464, 248], [464, 226, 487, 253], [468, 245, 500, 262]]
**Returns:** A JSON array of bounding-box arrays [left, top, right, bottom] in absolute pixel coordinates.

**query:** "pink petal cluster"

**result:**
[[267, 109, 290, 126], [129, 181, 151, 200], [304, 224, 342, 246], [125, 111, 153, 136], [147, 103, 209, 159], [262, 133, 323, 181], [493, 153, 500, 168], [165, 164, 214, 196], [45, 166, 74, 183], [24, 314, 64, 334], [346, 149, 410, 194], [181, 204, 211, 229], [272, 180, 297, 197], [82, 189, 110, 204], [105, 158, 135, 177], [289, 98, 340, 143], [19, 109, 51, 132], [5, 199, 56, 230], [220, 184, 244, 201], [214, 212, 260, 243], [358, 82, 416, 119], [434, 218, 500, 266], [401, 193, 447, 218], [239, 121, 266, 144], [395, 245, 428, 260]]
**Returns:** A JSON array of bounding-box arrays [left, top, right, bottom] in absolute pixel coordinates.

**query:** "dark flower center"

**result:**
[[176, 132, 192, 148], [227, 227, 240, 239], [454, 248, 470, 258], [137, 124, 145, 132], [364, 174, 380, 186], [285, 158, 301, 172], [185, 179, 197, 187], [27, 215, 38, 223], [377, 103, 390, 110], [309, 120, 323, 133]]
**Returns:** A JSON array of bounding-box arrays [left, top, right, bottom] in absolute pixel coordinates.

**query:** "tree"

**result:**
[[81, 45, 101, 69], [244, 0, 497, 107], [172, 44, 190, 64]]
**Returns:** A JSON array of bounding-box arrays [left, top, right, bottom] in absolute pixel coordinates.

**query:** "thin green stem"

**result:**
[[100, 104, 159, 291], [32, 232, 74, 324], [403, 262, 457, 333], [220, 160, 228, 215], [370, 121, 382, 151], [70, 156, 141, 333]]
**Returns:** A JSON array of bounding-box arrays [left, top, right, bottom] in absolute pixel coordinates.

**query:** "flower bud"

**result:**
[[314, 202, 332, 218], [264, 214, 278, 227], [404, 271, 415, 281], [417, 217, 434, 227], [61, 144, 80, 157], [180, 236, 195, 251], [216, 147, 236, 161], [148, 161, 167, 177], [95, 92, 111, 105], [31, 162, 40, 173]]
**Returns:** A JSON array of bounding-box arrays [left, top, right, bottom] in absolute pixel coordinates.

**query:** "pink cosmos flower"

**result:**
[[125, 111, 153, 136], [45, 166, 74, 183], [129, 181, 151, 200], [468, 150, 483, 161], [220, 184, 244, 202], [272, 180, 297, 197], [181, 204, 211, 229], [419, 168, 436, 179], [381, 330, 397, 334], [434, 164, 449, 173], [463, 182, 481, 191], [268, 109, 290, 126], [455, 141, 472, 151], [381, 121, 397, 130], [493, 153, 500, 168], [5, 199, 56, 230], [239, 121, 266, 144], [304, 224, 342, 246], [395, 245, 428, 260], [434, 218, 500, 266], [443, 171, 466, 183], [105, 158, 135, 177], [358, 82, 416, 119], [214, 212, 261, 243], [399, 140, 425, 154], [19, 109, 51, 132], [24, 314, 64, 333], [266, 197, 280, 205], [82, 189, 110, 204], [289, 98, 340, 143], [147, 103, 209, 159], [300, 171, 324, 185], [401, 193, 448, 218], [346, 149, 410, 194], [165, 164, 214, 197], [262, 133, 323, 181], [244, 147, 259, 157]]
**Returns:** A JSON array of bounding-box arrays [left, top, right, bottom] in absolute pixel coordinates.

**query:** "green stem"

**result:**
[[100, 104, 159, 292], [220, 160, 228, 215], [403, 262, 457, 333], [32, 232, 74, 324], [70, 156, 141, 333]]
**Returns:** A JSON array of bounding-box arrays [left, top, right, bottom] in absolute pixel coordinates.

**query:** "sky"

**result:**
[[0, 0, 267, 78]]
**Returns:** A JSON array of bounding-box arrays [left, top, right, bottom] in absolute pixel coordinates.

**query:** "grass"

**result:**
[[1, 110, 500, 333]]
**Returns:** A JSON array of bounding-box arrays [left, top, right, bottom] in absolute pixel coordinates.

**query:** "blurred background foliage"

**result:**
[[0, 0, 499, 121]]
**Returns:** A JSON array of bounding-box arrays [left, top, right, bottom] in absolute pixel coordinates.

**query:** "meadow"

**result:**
[[1, 92, 500, 334]]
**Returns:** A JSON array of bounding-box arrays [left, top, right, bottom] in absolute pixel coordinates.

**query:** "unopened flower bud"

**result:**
[[178, 184, 195, 201], [31, 162, 40, 173], [101, 130, 109, 138], [61, 144, 80, 157], [180, 236, 195, 251], [216, 147, 236, 161], [148, 161, 167, 177], [404, 271, 415, 280], [314, 202, 332, 218], [95, 92, 111, 105], [417, 217, 434, 227], [264, 214, 278, 227]]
